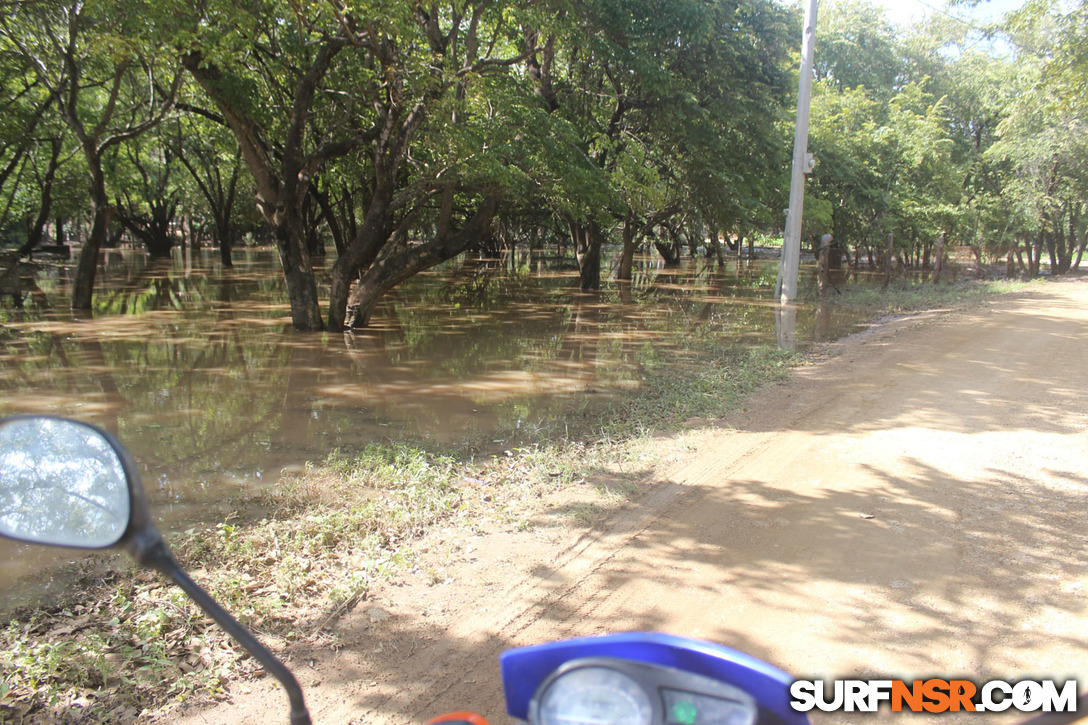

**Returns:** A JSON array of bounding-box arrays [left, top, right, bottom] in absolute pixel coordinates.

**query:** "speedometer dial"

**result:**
[[536, 666, 653, 725]]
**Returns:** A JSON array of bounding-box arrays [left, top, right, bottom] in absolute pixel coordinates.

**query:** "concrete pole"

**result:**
[[775, 0, 819, 304]]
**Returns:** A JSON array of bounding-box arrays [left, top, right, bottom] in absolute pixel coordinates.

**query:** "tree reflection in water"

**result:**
[[0, 250, 849, 546]]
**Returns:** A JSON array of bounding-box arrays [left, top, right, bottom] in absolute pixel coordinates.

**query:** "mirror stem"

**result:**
[[137, 537, 312, 725]]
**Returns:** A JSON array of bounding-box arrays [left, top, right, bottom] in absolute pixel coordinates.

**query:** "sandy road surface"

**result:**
[[176, 278, 1088, 725]]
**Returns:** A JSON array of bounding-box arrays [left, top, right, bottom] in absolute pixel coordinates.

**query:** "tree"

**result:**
[[111, 129, 181, 258], [0, 0, 180, 309], [815, 0, 904, 98], [997, 0, 1088, 274], [806, 2, 965, 269], [521, 0, 794, 288], [171, 112, 247, 267], [174, 0, 549, 330], [0, 9, 72, 262]]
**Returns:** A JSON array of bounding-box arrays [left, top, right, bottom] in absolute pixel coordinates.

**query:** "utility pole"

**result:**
[[775, 0, 819, 304]]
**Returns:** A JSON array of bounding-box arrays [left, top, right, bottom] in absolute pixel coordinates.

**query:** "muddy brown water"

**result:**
[[0, 246, 875, 610]]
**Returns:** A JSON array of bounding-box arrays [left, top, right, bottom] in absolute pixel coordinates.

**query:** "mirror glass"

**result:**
[[0, 417, 131, 548]]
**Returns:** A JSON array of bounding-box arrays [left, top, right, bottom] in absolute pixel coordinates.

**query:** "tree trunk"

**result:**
[[347, 195, 501, 327], [571, 220, 603, 291], [72, 209, 109, 310], [23, 139, 62, 260], [1054, 205, 1075, 275], [274, 210, 324, 330], [183, 49, 331, 332], [72, 158, 111, 311], [652, 233, 680, 267], [617, 216, 637, 281], [312, 186, 347, 256], [814, 302, 831, 342], [118, 200, 177, 258], [327, 183, 396, 332], [931, 232, 945, 284], [216, 214, 233, 267], [1069, 204, 1082, 271], [883, 233, 894, 289], [1045, 227, 1059, 273], [708, 233, 726, 267], [0, 252, 21, 307], [1073, 230, 1087, 271], [302, 194, 324, 258], [817, 235, 832, 298]]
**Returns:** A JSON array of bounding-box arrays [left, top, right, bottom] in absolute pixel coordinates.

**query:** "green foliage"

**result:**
[[804, 0, 1088, 275], [807, 3, 967, 258], [0, 0, 1083, 296], [815, 0, 903, 97]]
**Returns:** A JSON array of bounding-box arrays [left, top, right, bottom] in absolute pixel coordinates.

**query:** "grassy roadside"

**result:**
[[0, 276, 1031, 723], [817, 276, 1038, 315]]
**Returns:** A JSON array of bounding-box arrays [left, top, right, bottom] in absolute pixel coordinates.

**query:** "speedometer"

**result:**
[[536, 665, 654, 725]]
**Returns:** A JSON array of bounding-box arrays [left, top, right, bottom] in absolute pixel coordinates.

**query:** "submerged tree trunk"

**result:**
[[346, 195, 501, 328], [570, 220, 603, 291], [708, 233, 727, 266], [72, 212, 109, 309], [183, 48, 335, 331], [22, 139, 63, 261], [180, 150, 239, 269], [327, 177, 396, 332], [72, 157, 112, 310], [275, 211, 325, 331], [817, 234, 832, 297], [216, 219, 233, 268], [617, 216, 637, 281], [116, 199, 178, 258], [653, 228, 681, 266]]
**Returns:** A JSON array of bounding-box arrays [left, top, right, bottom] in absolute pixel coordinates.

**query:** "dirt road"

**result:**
[[177, 278, 1088, 725]]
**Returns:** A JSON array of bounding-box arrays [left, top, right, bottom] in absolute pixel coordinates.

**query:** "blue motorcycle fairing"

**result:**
[[499, 632, 809, 725]]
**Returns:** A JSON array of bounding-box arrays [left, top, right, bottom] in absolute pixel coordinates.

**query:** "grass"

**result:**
[[0, 442, 599, 723], [0, 274, 1034, 723], [815, 277, 1038, 316]]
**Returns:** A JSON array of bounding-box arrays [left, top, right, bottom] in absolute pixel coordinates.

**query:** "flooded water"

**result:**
[[0, 246, 875, 608]]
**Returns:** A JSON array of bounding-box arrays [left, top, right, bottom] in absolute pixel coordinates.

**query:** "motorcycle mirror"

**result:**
[[0, 415, 312, 725], [0, 416, 136, 549]]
